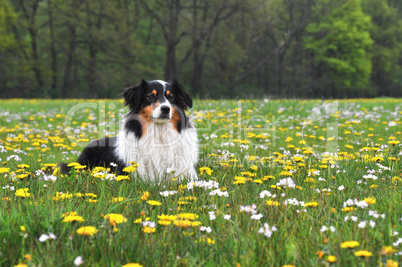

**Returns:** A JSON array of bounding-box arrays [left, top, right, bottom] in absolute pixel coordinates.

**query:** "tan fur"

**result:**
[[171, 107, 181, 132], [138, 105, 153, 136]]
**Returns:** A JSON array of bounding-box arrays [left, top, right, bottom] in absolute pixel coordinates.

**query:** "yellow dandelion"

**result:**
[[199, 167, 213, 175], [140, 191, 150, 201], [112, 197, 125, 202], [262, 175, 275, 180], [122, 263, 144, 267], [266, 200, 281, 206], [115, 175, 130, 181], [327, 255, 337, 263], [383, 260, 398, 267], [363, 197, 376, 205], [76, 226, 98, 236], [249, 165, 258, 171], [305, 201, 319, 207], [63, 215, 85, 223], [147, 200, 162, 206], [142, 226, 156, 233], [123, 165, 137, 173], [15, 174, 29, 180], [105, 213, 127, 226], [342, 207, 356, 213], [174, 220, 202, 228], [354, 250, 373, 257], [17, 164, 30, 169], [15, 188, 31, 198], [0, 167, 10, 174], [340, 241, 360, 249], [158, 220, 173, 226], [178, 213, 199, 220]]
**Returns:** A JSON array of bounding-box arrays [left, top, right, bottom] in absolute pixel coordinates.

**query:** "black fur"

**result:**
[[122, 79, 147, 113], [59, 137, 125, 174], [171, 79, 193, 110], [124, 113, 143, 139]]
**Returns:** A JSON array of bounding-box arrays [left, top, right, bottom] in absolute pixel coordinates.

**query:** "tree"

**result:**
[[362, 0, 402, 96], [0, 0, 33, 96], [304, 0, 373, 97], [182, 0, 239, 95], [15, 0, 45, 90], [138, 0, 187, 80]]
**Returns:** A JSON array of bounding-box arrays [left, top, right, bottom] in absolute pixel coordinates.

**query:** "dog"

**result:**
[[60, 79, 199, 181]]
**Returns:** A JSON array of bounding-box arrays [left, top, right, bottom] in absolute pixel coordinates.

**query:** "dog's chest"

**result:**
[[116, 122, 194, 178]]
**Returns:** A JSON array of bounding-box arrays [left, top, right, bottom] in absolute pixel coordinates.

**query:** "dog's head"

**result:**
[[123, 79, 193, 123]]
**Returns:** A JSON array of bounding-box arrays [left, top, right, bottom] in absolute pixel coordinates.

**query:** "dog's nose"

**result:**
[[161, 105, 170, 114]]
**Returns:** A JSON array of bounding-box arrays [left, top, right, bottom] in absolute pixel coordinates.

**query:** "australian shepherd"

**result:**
[[60, 80, 199, 181]]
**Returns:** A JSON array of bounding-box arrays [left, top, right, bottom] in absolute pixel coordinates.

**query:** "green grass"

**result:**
[[0, 98, 401, 266]]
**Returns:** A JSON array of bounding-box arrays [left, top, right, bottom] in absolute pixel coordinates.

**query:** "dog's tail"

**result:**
[[57, 162, 72, 175]]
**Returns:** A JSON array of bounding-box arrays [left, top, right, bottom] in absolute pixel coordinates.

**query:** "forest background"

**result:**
[[0, 0, 401, 99]]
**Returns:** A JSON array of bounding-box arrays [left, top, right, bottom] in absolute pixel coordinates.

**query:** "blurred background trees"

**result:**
[[0, 0, 401, 98]]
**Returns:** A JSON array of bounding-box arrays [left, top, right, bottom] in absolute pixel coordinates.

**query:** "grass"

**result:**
[[0, 98, 401, 266]]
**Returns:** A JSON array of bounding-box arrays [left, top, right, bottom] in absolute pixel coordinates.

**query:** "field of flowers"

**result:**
[[0, 98, 401, 266]]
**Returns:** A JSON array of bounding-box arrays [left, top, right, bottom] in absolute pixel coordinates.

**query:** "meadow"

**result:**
[[0, 98, 401, 267]]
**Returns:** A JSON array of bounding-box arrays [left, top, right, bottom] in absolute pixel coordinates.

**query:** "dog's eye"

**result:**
[[166, 93, 174, 100], [147, 94, 156, 100]]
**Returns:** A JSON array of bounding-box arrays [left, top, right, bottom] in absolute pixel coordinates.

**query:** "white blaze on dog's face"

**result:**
[[152, 80, 172, 122]]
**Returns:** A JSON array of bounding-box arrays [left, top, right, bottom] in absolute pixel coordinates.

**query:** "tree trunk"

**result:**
[[85, 2, 103, 98], [61, 25, 76, 98], [48, 0, 57, 94], [277, 52, 285, 96], [165, 42, 177, 80]]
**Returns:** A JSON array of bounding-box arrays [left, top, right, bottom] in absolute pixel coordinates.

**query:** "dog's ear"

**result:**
[[172, 79, 193, 109], [122, 79, 147, 113]]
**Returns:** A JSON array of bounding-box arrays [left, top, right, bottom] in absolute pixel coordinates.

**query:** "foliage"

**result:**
[[304, 0, 373, 97], [362, 0, 402, 96], [0, 0, 401, 98]]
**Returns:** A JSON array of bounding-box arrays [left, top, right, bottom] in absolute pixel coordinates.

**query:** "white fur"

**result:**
[[155, 80, 168, 90], [115, 117, 199, 182], [152, 101, 172, 122]]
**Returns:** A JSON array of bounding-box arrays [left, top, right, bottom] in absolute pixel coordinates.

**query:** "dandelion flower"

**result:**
[[140, 191, 150, 201], [340, 241, 360, 249], [174, 220, 202, 228], [115, 175, 130, 181], [327, 255, 337, 263], [363, 197, 376, 205], [354, 250, 373, 257], [76, 226, 98, 236], [122, 264, 143, 267], [142, 226, 156, 233], [157, 214, 178, 221], [123, 165, 137, 173], [305, 201, 319, 207], [199, 167, 213, 175], [105, 213, 127, 226], [15, 188, 31, 198], [63, 215, 85, 223], [158, 220, 173, 226], [178, 213, 199, 220], [147, 200, 162, 206], [0, 167, 10, 174]]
